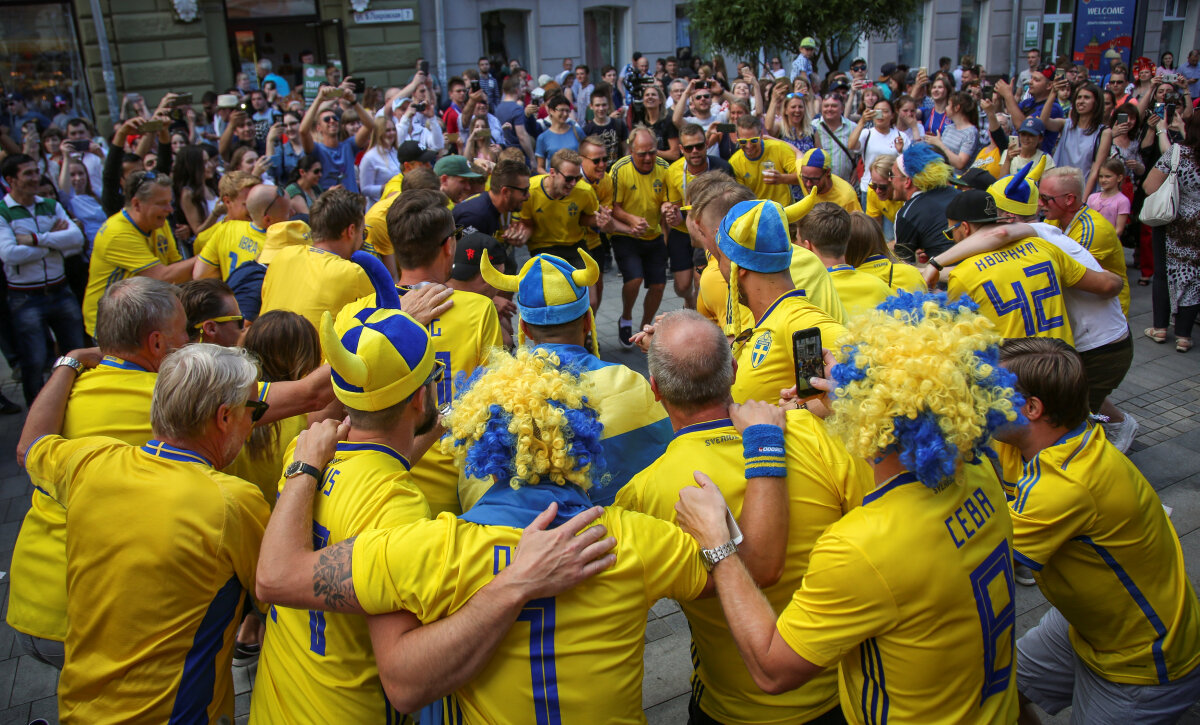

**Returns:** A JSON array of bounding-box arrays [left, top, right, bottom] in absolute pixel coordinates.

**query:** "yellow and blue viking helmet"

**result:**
[[784, 183, 819, 224], [717, 199, 793, 335], [318, 251, 435, 412], [988, 154, 1047, 217], [481, 250, 601, 354]]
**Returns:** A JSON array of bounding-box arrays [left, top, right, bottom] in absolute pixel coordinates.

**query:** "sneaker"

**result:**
[[618, 319, 633, 349], [1102, 413, 1139, 454], [1014, 564, 1036, 587], [232, 641, 261, 667]]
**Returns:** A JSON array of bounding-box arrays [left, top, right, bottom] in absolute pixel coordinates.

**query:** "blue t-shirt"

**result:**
[[453, 192, 503, 237], [534, 125, 583, 162], [1018, 97, 1064, 154], [494, 101, 527, 148], [312, 137, 361, 192]]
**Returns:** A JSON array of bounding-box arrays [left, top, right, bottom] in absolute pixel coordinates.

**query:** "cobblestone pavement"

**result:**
[[0, 251, 1195, 724]]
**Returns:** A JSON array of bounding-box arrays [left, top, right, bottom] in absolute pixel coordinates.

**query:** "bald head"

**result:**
[[648, 309, 734, 413], [246, 184, 289, 228]]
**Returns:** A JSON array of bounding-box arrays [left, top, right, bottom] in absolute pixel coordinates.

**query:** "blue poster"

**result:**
[[1073, 0, 1137, 82]]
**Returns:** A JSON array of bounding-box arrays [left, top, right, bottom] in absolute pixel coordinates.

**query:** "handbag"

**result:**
[[1141, 143, 1181, 227]]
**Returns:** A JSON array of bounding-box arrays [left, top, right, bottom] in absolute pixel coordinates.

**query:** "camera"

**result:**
[[414, 101, 427, 112], [699, 80, 710, 90], [470, 79, 481, 93]]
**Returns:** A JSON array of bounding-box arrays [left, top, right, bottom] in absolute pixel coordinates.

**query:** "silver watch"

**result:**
[[700, 540, 738, 571], [53, 356, 85, 376]]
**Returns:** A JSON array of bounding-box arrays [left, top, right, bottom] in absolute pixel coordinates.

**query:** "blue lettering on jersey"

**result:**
[[974, 241, 1038, 272], [321, 468, 340, 497], [238, 235, 257, 252], [944, 486, 996, 549]]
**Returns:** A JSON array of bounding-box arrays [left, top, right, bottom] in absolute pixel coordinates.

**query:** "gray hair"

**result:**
[[151, 344, 260, 440], [124, 170, 173, 203], [648, 309, 733, 412], [95, 277, 181, 354], [258, 58, 273, 71], [1042, 166, 1084, 197]]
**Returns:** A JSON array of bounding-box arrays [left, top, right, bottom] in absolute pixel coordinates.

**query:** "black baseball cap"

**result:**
[[397, 140, 437, 164], [949, 168, 996, 191], [451, 231, 507, 281], [945, 189, 999, 224]]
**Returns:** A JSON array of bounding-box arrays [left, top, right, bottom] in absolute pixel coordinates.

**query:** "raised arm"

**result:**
[[1039, 85, 1066, 132], [673, 79, 696, 130], [299, 89, 328, 155], [17, 348, 101, 465]]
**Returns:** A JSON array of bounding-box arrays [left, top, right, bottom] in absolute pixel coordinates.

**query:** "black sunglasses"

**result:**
[[244, 398, 270, 422], [681, 142, 706, 152]]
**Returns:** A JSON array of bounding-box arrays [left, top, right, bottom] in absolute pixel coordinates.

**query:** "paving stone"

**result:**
[[27, 695, 57, 724], [644, 618, 673, 643], [650, 598, 681, 618], [0, 704, 29, 725], [645, 692, 690, 724], [235, 692, 250, 719], [641, 627, 693, 709], [1130, 441, 1200, 490], [9, 656, 55, 706]]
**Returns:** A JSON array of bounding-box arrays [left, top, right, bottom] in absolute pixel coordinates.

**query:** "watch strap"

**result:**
[[53, 356, 84, 375], [928, 257, 945, 271], [285, 461, 324, 480], [701, 539, 738, 570]]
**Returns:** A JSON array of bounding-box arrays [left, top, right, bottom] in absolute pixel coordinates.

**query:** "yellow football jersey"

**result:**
[[382, 172, 404, 200], [777, 462, 1019, 725], [1055, 206, 1130, 317], [856, 254, 928, 293], [973, 145, 1005, 180], [364, 191, 399, 257], [251, 439, 430, 724], [579, 172, 612, 250], [516, 174, 599, 250], [610, 155, 671, 240], [997, 425, 1200, 685], [351, 507, 708, 724], [730, 290, 848, 405], [811, 174, 863, 214], [947, 237, 1086, 345], [827, 264, 893, 320], [197, 220, 266, 280], [83, 210, 182, 335], [665, 158, 710, 233], [865, 187, 904, 222], [730, 138, 798, 208], [459, 343, 674, 510], [8, 356, 156, 642], [222, 414, 307, 505], [260, 245, 375, 333], [25, 435, 269, 725], [339, 286, 503, 515], [617, 411, 871, 724]]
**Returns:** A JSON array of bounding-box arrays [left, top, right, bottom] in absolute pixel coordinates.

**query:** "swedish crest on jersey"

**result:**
[[750, 330, 772, 368]]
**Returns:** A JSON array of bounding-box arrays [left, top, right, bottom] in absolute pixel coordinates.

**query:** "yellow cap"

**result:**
[[257, 220, 311, 265]]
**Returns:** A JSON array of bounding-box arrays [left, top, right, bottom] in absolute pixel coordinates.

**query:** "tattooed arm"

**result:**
[[256, 418, 366, 612]]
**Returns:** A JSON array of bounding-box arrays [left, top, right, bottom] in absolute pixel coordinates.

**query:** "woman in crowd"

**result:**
[[174, 145, 217, 242], [921, 74, 955, 135], [225, 310, 322, 503], [1132, 58, 1158, 101], [1108, 103, 1148, 280], [1160, 52, 1177, 74], [845, 210, 926, 292], [266, 110, 305, 184], [170, 130, 189, 156], [849, 97, 902, 199], [56, 155, 105, 255], [631, 84, 680, 162], [285, 154, 322, 215], [1143, 112, 1200, 351], [894, 95, 926, 147], [851, 84, 883, 124], [1043, 80, 1111, 196], [231, 145, 271, 181], [463, 116, 500, 168], [359, 117, 400, 204], [924, 91, 978, 171], [766, 85, 814, 155]]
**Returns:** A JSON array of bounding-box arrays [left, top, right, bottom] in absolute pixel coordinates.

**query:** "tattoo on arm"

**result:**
[[313, 536, 360, 611]]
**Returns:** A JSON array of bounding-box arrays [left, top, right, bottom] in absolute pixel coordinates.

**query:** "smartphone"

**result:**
[[1054, 69, 1065, 81], [470, 79, 481, 93], [1155, 103, 1167, 119], [792, 328, 824, 399], [982, 86, 994, 100], [699, 80, 710, 89], [419, 60, 430, 74], [1167, 103, 1177, 124], [1116, 112, 1129, 126], [919, 66, 927, 77], [326, 87, 344, 98], [350, 77, 366, 94], [66, 138, 90, 152], [141, 119, 165, 133], [169, 93, 193, 107], [715, 123, 736, 133]]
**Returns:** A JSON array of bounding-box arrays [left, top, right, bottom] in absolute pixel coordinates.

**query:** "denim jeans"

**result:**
[[8, 284, 85, 405]]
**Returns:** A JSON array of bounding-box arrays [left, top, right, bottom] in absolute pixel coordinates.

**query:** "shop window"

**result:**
[[0, 2, 92, 125]]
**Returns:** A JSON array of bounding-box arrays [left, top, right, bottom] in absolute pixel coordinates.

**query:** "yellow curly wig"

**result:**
[[438, 347, 605, 490]]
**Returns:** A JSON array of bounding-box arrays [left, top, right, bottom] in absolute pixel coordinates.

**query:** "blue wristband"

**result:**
[[743, 424, 786, 479]]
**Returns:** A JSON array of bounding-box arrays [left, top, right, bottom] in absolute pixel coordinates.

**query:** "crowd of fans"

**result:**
[[0, 39, 1198, 725]]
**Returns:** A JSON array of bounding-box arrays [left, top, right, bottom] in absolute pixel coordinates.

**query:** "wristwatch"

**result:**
[[284, 460, 324, 480], [53, 356, 84, 376], [700, 539, 738, 571], [928, 257, 945, 271]]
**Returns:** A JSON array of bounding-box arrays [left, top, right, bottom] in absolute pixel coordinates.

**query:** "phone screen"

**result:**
[[715, 123, 736, 133], [350, 77, 366, 94], [470, 80, 481, 93], [1116, 113, 1129, 125], [1155, 103, 1167, 119], [792, 328, 823, 399], [68, 139, 90, 152], [171, 93, 193, 107]]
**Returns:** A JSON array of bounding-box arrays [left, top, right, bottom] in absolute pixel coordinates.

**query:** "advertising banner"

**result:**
[[1073, 0, 1136, 82]]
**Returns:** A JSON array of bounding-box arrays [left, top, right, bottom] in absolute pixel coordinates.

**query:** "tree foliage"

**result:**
[[685, 0, 925, 73]]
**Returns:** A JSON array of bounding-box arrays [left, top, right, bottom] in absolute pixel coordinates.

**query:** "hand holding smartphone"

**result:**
[[792, 328, 824, 399]]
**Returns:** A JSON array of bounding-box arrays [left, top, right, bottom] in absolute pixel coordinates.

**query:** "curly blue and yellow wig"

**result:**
[[438, 347, 606, 490], [828, 291, 1025, 489], [900, 142, 953, 192]]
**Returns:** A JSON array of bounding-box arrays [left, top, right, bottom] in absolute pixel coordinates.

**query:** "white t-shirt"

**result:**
[[1030, 222, 1128, 351], [859, 126, 902, 191]]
